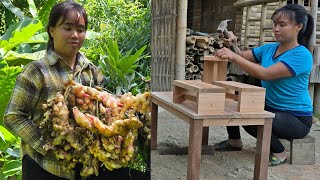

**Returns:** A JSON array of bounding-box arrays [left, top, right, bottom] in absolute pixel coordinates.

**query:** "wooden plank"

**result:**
[[238, 91, 266, 112], [226, 93, 238, 101], [234, 0, 282, 8], [173, 86, 186, 103], [187, 120, 203, 180], [214, 81, 266, 92], [203, 56, 228, 61], [197, 92, 225, 114], [151, 102, 158, 150], [151, 92, 275, 119], [202, 127, 209, 146], [203, 118, 265, 126], [173, 80, 226, 93], [151, 97, 193, 123], [254, 119, 272, 180]]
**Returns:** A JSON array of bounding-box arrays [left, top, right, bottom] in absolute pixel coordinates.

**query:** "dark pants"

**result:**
[[22, 154, 150, 180], [227, 106, 312, 153]]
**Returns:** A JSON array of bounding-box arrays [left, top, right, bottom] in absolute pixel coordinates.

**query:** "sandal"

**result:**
[[213, 140, 243, 151], [269, 153, 287, 166]]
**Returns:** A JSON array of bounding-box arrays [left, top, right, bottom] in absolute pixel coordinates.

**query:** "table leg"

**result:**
[[202, 127, 209, 146], [254, 118, 273, 180], [187, 120, 203, 180], [151, 102, 158, 150]]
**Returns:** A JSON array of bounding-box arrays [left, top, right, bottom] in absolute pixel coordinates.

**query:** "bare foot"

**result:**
[[272, 151, 287, 161]]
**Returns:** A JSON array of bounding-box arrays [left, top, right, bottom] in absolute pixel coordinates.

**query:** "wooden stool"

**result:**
[[280, 135, 315, 165], [213, 81, 266, 112], [172, 80, 226, 114]]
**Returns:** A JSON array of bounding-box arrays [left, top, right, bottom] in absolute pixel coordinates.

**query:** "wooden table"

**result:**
[[151, 92, 275, 180]]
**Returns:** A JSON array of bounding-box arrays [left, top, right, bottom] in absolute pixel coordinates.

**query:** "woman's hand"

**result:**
[[223, 31, 237, 47], [215, 47, 238, 61]]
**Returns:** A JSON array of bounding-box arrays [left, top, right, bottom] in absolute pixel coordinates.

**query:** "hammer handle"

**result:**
[[223, 29, 236, 52], [223, 29, 230, 39]]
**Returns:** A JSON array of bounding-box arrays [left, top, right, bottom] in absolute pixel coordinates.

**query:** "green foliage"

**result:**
[[98, 39, 148, 95], [0, 126, 21, 180], [83, 0, 151, 58], [83, 0, 151, 95], [0, 20, 43, 55], [0, 65, 22, 126]]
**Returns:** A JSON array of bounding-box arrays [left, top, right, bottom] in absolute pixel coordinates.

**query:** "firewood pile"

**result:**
[[185, 29, 225, 80]]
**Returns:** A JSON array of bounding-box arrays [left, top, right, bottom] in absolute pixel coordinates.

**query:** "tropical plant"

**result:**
[[0, 126, 21, 180], [98, 39, 148, 95], [0, 1, 53, 179]]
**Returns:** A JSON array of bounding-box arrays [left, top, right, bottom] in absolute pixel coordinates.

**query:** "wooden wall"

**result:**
[[151, 0, 177, 91]]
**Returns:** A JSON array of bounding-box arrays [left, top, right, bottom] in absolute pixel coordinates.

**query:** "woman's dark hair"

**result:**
[[271, 4, 314, 49], [47, 0, 88, 51]]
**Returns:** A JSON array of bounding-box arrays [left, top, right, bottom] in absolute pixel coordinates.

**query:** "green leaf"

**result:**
[[119, 45, 146, 74], [0, 126, 16, 143], [27, 32, 48, 43], [0, 131, 5, 142], [0, 20, 43, 54], [27, 0, 38, 18], [86, 31, 101, 40], [1, 160, 22, 178], [38, 0, 55, 26], [1, 19, 36, 41], [0, 59, 8, 69], [0, 66, 22, 125], [4, 50, 46, 66], [1, 0, 25, 20]]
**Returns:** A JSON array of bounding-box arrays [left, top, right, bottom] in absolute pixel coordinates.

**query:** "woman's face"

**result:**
[[49, 10, 86, 59], [272, 13, 302, 44]]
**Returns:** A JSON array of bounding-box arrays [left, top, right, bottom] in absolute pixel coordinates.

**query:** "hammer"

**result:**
[[217, 19, 236, 51]]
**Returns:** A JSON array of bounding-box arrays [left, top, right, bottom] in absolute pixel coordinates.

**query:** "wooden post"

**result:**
[[309, 0, 318, 51], [234, 0, 287, 8], [244, 6, 251, 50], [309, 0, 318, 106], [259, 4, 267, 46], [314, 83, 320, 114], [176, 0, 188, 80], [151, 102, 158, 150]]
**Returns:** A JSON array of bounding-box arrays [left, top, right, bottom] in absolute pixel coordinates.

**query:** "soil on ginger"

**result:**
[[151, 108, 320, 180]]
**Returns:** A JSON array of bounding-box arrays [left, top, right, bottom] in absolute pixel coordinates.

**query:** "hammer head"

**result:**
[[217, 19, 232, 32]]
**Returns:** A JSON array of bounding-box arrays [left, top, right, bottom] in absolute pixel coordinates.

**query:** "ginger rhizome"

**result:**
[[40, 81, 151, 177]]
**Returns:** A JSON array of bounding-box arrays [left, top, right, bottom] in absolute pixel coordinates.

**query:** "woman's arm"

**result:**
[[215, 47, 292, 80], [3, 65, 47, 156]]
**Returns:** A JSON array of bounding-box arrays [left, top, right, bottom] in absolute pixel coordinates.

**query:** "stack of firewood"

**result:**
[[185, 29, 224, 80]]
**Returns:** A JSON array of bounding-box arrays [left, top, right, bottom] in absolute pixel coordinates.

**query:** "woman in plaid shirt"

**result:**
[[3, 1, 107, 179], [5, 0, 150, 178]]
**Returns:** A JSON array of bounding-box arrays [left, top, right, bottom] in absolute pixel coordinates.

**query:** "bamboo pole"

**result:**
[[309, 0, 318, 107], [234, 0, 282, 8], [244, 6, 252, 50], [259, 4, 267, 46], [309, 0, 318, 52], [175, 0, 188, 80]]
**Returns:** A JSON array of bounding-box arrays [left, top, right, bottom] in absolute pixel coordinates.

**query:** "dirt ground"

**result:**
[[151, 107, 320, 180]]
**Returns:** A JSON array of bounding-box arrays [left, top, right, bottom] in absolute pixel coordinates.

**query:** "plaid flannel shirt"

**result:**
[[4, 50, 104, 179]]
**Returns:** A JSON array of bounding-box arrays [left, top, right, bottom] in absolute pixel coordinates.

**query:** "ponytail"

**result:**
[[298, 13, 314, 49]]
